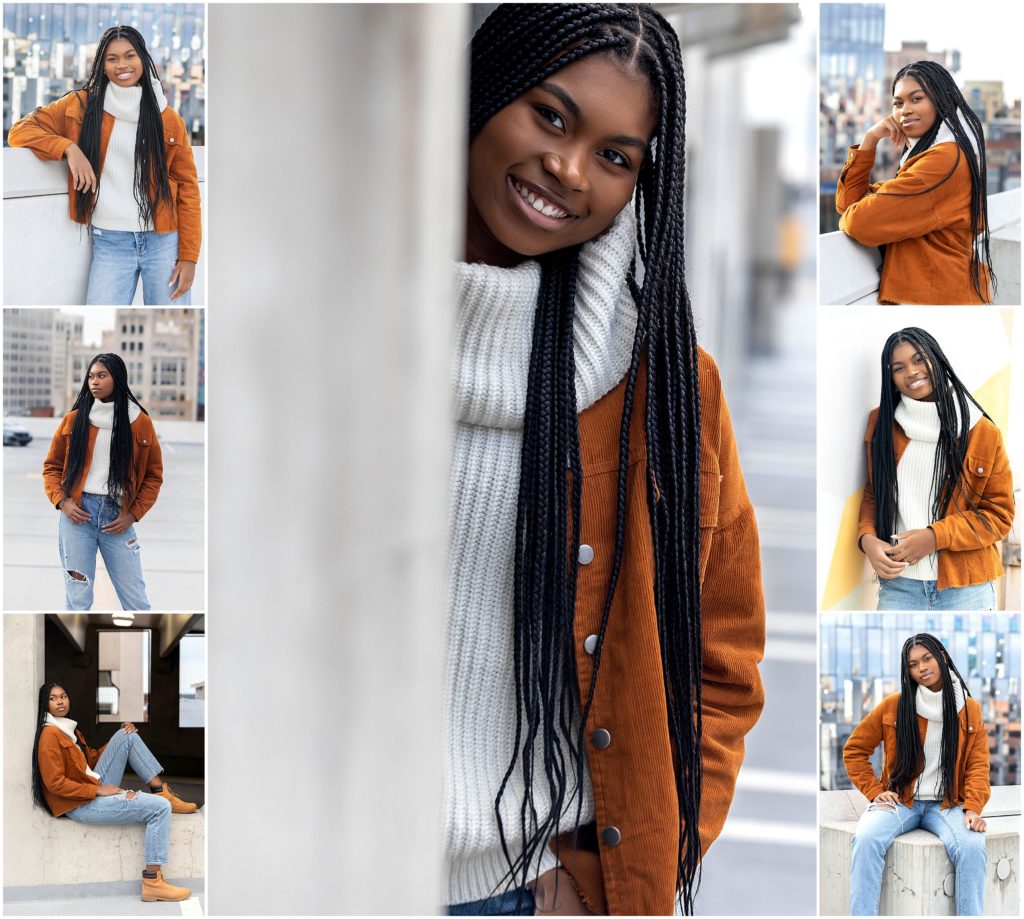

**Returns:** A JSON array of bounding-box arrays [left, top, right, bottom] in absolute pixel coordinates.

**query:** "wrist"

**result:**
[[860, 133, 878, 151]]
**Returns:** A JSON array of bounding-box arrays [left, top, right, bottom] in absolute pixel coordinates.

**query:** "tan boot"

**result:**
[[153, 782, 199, 814], [141, 869, 191, 902]]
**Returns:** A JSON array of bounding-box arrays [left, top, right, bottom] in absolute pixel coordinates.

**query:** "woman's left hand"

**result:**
[[963, 809, 987, 832], [121, 722, 137, 734], [169, 260, 196, 301], [887, 528, 936, 565], [531, 867, 593, 915], [101, 511, 136, 536]]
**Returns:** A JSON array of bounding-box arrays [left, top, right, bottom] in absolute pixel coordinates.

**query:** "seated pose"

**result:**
[[835, 60, 994, 305], [42, 353, 163, 611], [8, 25, 200, 304], [843, 634, 990, 916], [858, 327, 1013, 611], [32, 681, 199, 902]]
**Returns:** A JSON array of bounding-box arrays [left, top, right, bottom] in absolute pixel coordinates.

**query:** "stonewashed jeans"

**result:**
[[86, 228, 190, 305], [64, 729, 171, 865], [58, 493, 150, 611], [447, 888, 535, 915], [850, 799, 987, 915], [876, 576, 995, 611]]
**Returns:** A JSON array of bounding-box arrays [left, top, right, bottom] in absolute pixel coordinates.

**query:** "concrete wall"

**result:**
[[3, 147, 206, 306]]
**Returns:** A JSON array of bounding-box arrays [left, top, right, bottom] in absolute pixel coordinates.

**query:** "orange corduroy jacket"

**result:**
[[37, 725, 106, 817], [550, 349, 766, 915], [842, 692, 991, 815], [857, 408, 1013, 590], [42, 410, 163, 522], [836, 143, 990, 305], [8, 90, 202, 263]]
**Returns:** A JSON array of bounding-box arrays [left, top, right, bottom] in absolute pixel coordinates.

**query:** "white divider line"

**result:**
[[765, 611, 817, 636], [764, 636, 817, 663], [717, 818, 817, 847], [736, 768, 818, 795]]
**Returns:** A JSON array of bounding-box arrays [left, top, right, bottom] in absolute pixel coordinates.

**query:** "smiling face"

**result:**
[[907, 644, 944, 691], [466, 53, 657, 266], [892, 77, 938, 139], [890, 340, 936, 402], [88, 361, 115, 402], [103, 37, 144, 88], [48, 685, 70, 718]]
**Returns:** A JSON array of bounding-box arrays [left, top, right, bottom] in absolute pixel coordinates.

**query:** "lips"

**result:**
[[508, 174, 578, 220]]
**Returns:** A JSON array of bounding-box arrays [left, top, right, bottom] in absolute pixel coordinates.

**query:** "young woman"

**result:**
[[42, 354, 162, 611], [835, 60, 994, 305], [33, 681, 198, 902], [857, 327, 1013, 611], [446, 6, 765, 915], [8, 25, 201, 305], [843, 634, 990, 916]]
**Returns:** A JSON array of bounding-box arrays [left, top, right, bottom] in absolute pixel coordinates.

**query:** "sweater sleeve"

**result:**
[[838, 143, 966, 247], [8, 93, 78, 162], [37, 729, 99, 802], [843, 702, 886, 802]]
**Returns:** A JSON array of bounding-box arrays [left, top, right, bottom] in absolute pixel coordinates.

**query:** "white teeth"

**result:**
[[513, 180, 568, 218]]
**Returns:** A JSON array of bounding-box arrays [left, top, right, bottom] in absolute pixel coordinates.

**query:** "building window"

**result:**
[[179, 634, 206, 728]]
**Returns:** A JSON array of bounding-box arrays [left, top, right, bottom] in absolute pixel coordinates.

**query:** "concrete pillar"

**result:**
[[207, 4, 465, 914]]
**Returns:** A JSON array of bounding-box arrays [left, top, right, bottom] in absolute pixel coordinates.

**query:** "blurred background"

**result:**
[[817, 307, 1020, 613], [207, 3, 818, 915]]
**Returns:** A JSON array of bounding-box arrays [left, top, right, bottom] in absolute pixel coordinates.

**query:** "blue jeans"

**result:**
[[850, 800, 987, 915], [64, 729, 171, 865], [86, 228, 190, 305], [58, 493, 150, 611], [448, 888, 535, 915], [876, 576, 995, 611]]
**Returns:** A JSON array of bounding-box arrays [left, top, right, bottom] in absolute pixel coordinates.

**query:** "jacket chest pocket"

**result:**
[[698, 461, 722, 580], [134, 431, 152, 478], [962, 454, 993, 501]]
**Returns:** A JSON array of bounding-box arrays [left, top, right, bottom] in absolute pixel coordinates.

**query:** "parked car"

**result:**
[[3, 419, 32, 446]]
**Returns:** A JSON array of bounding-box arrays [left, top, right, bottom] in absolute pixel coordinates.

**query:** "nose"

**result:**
[[542, 150, 589, 194]]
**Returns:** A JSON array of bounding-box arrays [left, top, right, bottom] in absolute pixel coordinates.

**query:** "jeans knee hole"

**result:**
[[66, 569, 89, 583]]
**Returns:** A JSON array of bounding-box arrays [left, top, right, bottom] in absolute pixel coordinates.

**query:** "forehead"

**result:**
[[89, 362, 110, 374], [890, 341, 922, 362], [893, 77, 924, 98], [49, 686, 67, 695], [105, 38, 136, 56], [907, 644, 933, 659]]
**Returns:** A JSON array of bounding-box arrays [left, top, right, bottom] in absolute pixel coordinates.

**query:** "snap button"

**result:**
[[584, 634, 598, 655], [169, 136, 175, 142], [591, 728, 611, 749], [976, 466, 984, 473], [601, 826, 621, 847], [579, 544, 594, 565]]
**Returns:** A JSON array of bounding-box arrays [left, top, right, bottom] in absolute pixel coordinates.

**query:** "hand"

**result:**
[[101, 511, 136, 535], [862, 115, 907, 151], [888, 528, 936, 566], [873, 790, 901, 806], [60, 497, 92, 525], [860, 535, 907, 579], [169, 260, 196, 301], [531, 867, 591, 915], [963, 810, 987, 832], [95, 783, 124, 796], [64, 143, 98, 194], [120, 722, 137, 734]]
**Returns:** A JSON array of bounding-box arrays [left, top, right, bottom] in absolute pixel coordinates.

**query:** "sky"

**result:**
[[61, 307, 113, 347]]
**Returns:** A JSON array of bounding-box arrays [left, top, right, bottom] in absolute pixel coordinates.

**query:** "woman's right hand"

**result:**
[[861, 115, 907, 152], [59, 497, 91, 525], [861, 535, 907, 579], [95, 783, 124, 796], [64, 143, 97, 194], [873, 790, 900, 805]]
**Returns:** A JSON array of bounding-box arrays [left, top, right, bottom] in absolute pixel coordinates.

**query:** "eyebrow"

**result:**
[[537, 81, 650, 152]]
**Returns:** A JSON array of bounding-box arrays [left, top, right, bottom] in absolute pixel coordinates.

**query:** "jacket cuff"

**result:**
[[929, 521, 950, 551], [127, 502, 147, 523], [857, 524, 877, 551], [177, 245, 200, 263], [963, 797, 986, 816]]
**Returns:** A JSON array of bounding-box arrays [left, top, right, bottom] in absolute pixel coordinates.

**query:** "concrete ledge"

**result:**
[[820, 787, 1020, 915], [5, 877, 204, 902]]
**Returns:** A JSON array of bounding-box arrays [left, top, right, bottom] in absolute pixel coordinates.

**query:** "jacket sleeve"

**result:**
[[7, 94, 77, 162], [128, 425, 163, 522], [42, 420, 70, 508], [38, 730, 99, 802], [843, 702, 886, 802], [857, 411, 879, 547], [169, 127, 202, 263], [838, 144, 966, 247], [835, 145, 882, 213], [962, 711, 991, 816], [930, 425, 1014, 552], [695, 387, 766, 858]]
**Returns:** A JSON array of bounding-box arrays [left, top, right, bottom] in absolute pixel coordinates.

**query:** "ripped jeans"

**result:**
[[58, 493, 150, 611], [850, 799, 987, 915]]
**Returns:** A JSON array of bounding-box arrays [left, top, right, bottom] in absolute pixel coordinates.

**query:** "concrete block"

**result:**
[[820, 788, 1020, 915]]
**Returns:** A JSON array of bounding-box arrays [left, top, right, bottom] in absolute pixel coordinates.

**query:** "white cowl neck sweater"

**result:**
[[83, 399, 142, 496], [893, 394, 982, 580], [45, 713, 101, 779], [914, 678, 966, 801], [93, 79, 168, 233], [444, 205, 639, 905]]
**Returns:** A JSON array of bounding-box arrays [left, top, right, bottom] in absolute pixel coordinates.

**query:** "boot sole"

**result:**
[[141, 895, 190, 902]]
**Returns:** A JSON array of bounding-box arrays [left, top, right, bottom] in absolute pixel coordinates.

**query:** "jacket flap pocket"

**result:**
[[134, 431, 152, 447], [965, 455, 993, 478]]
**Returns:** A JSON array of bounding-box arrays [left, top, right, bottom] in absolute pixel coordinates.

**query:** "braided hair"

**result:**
[[889, 633, 971, 804], [470, 5, 703, 912], [31, 681, 86, 814], [74, 25, 173, 228], [62, 353, 148, 507], [891, 61, 994, 302], [871, 327, 991, 546]]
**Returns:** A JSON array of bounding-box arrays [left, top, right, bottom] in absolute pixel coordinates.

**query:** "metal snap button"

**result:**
[[579, 544, 595, 565], [591, 728, 611, 749], [584, 634, 598, 655], [601, 826, 621, 847]]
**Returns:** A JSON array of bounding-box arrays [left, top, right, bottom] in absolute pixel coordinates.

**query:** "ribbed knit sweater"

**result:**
[[892, 395, 981, 580], [82, 400, 141, 496], [44, 713, 100, 779], [914, 679, 966, 800], [92, 79, 168, 232], [444, 206, 639, 906]]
